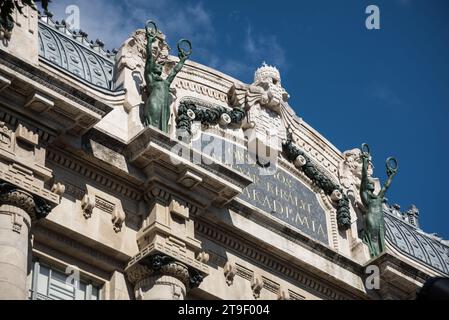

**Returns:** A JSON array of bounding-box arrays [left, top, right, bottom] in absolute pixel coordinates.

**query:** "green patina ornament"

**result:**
[[143, 21, 191, 133], [282, 128, 352, 230], [360, 143, 397, 258], [175, 101, 245, 141]]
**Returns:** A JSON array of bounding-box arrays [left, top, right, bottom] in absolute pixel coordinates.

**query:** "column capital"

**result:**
[[0, 181, 53, 221], [126, 253, 205, 290]]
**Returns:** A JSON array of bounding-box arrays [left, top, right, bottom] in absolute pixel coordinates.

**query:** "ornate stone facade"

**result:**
[[0, 8, 447, 301]]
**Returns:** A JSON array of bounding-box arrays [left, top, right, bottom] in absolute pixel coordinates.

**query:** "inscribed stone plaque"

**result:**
[[192, 133, 329, 244]]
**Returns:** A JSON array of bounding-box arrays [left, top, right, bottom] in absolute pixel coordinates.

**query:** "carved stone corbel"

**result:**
[[196, 252, 209, 264], [277, 287, 290, 300], [223, 260, 237, 286], [51, 182, 65, 196], [111, 206, 126, 233], [251, 273, 263, 299], [81, 194, 95, 219]]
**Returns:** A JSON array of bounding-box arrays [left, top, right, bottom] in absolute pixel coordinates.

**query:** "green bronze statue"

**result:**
[[143, 21, 192, 132], [360, 143, 398, 258]]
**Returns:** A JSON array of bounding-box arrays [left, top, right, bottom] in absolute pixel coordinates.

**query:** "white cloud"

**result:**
[[47, 0, 215, 53], [44, 0, 287, 81], [244, 24, 287, 70]]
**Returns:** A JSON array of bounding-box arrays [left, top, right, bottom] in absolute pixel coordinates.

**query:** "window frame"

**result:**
[[29, 259, 101, 301]]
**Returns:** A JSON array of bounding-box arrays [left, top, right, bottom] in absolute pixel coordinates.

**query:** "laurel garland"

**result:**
[[282, 131, 351, 230], [175, 101, 245, 140], [175, 102, 351, 230]]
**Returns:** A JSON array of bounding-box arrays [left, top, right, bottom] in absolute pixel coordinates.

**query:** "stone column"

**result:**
[[136, 274, 186, 300], [0, 188, 34, 300]]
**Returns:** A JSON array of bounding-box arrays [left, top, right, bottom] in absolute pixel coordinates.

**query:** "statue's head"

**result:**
[[153, 63, 163, 76], [367, 178, 376, 193]]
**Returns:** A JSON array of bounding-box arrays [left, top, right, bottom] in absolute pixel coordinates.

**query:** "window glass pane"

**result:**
[[49, 269, 75, 300], [30, 263, 101, 300], [91, 286, 99, 300], [36, 265, 50, 296], [75, 282, 86, 300]]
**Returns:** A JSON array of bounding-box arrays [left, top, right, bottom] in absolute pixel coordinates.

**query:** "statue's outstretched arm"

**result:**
[[145, 33, 155, 85], [360, 156, 370, 207], [166, 56, 187, 84], [379, 173, 395, 198], [379, 158, 397, 198], [167, 40, 191, 84]]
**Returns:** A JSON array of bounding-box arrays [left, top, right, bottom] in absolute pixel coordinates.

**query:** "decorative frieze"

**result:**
[[47, 149, 142, 201], [196, 219, 353, 300]]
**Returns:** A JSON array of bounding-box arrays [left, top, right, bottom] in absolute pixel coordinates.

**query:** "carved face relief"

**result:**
[[253, 64, 289, 112], [340, 148, 373, 186]]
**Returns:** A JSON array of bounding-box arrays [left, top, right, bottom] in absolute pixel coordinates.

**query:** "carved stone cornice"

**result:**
[[0, 50, 113, 136], [0, 182, 53, 221], [126, 254, 204, 290]]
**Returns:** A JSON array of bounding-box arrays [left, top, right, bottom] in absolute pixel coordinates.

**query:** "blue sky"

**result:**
[[48, 0, 449, 239]]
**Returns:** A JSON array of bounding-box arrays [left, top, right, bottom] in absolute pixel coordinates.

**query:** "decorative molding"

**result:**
[[262, 276, 280, 295], [47, 149, 142, 201], [126, 241, 209, 280], [32, 224, 125, 271], [195, 219, 354, 300], [0, 50, 112, 117], [0, 111, 56, 146], [95, 195, 115, 214], [288, 290, 305, 300], [174, 78, 228, 103]]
